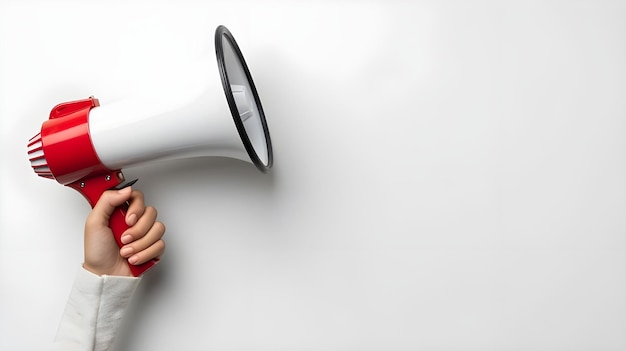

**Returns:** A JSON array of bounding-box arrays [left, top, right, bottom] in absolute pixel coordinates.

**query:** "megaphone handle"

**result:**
[[108, 202, 158, 277], [67, 171, 158, 277]]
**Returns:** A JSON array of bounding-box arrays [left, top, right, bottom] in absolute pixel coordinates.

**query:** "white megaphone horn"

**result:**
[[26, 25, 273, 276]]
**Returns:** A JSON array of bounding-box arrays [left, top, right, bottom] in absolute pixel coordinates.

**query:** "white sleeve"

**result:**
[[52, 267, 141, 351]]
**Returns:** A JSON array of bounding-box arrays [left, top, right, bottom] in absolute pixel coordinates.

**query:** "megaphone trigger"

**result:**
[[110, 178, 139, 191]]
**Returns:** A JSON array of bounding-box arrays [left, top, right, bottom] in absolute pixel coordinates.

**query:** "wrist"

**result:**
[[82, 261, 132, 277]]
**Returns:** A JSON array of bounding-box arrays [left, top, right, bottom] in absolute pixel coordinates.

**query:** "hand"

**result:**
[[83, 187, 166, 277]]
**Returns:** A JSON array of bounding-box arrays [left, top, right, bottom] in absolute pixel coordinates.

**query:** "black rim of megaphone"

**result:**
[[215, 25, 273, 173]]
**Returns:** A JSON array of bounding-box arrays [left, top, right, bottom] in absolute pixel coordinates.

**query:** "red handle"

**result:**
[[109, 203, 158, 277], [68, 170, 157, 277]]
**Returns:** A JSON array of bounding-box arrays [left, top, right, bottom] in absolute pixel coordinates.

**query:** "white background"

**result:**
[[1, 0, 626, 350]]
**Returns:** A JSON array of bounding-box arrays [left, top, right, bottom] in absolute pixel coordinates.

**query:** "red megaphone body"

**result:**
[[28, 96, 157, 276]]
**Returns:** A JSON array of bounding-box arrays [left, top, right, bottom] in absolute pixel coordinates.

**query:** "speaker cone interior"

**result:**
[[216, 25, 273, 172]]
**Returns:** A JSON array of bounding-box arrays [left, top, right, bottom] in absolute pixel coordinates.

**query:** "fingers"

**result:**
[[85, 186, 166, 273], [129, 236, 166, 265], [121, 205, 157, 243], [87, 187, 133, 229], [120, 203, 166, 265], [125, 189, 145, 226], [120, 219, 166, 265]]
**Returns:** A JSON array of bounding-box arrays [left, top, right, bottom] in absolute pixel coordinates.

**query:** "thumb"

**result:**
[[89, 187, 133, 226]]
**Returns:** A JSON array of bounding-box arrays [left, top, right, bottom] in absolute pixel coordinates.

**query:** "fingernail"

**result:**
[[128, 255, 139, 265], [127, 214, 137, 226], [121, 234, 132, 244], [120, 247, 133, 257], [117, 187, 131, 195]]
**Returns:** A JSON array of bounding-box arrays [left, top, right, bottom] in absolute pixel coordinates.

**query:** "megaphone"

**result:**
[[26, 25, 273, 277]]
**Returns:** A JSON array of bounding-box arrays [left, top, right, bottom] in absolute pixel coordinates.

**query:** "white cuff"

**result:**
[[53, 267, 141, 351]]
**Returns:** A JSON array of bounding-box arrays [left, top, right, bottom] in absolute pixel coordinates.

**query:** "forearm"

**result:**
[[53, 267, 140, 351]]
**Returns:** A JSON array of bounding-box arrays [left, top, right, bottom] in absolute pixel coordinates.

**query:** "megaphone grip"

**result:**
[[108, 203, 158, 277], [68, 171, 158, 277]]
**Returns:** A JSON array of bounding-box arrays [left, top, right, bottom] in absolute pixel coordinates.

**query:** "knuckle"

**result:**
[[156, 221, 166, 234], [156, 240, 166, 254], [146, 206, 158, 217], [85, 214, 97, 226]]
